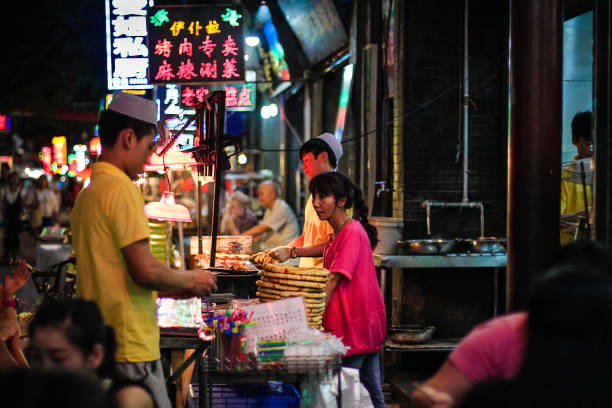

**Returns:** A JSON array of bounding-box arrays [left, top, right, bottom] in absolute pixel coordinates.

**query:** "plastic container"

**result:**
[[369, 217, 404, 254], [189, 383, 300, 408]]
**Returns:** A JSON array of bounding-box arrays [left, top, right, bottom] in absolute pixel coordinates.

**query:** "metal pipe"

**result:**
[[178, 222, 185, 270], [422, 200, 484, 236], [462, 0, 470, 202]]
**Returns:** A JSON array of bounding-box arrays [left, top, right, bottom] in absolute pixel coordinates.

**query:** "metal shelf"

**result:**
[[377, 254, 507, 269], [384, 338, 461, 352]]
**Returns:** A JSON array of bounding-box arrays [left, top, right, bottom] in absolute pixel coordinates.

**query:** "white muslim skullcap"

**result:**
[[317, 132, 343, 161], [108, 92, 157, 126]]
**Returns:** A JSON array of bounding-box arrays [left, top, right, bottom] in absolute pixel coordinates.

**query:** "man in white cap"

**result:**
[[264, 132, 343, 267], [70, 92, 217, 408]]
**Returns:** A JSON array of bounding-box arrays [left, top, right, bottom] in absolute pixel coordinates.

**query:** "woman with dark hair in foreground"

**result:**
[[460, 264, 612, 408], [28, 297, 156, 408]]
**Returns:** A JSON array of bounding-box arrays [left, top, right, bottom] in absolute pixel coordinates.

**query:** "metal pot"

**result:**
[[398, 239, 456, 255], [471, 237, 507, 254], [388, 325, 436, 344]]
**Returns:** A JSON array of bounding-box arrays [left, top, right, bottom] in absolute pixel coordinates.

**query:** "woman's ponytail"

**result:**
[[349, 181, 378, 249]]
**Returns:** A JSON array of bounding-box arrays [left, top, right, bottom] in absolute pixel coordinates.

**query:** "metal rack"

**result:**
[[377, 254, 507, 381], [199, 353, 343, 408]]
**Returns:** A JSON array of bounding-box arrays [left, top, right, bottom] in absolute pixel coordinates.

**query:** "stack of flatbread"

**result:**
[[256, 264, 329, 330]]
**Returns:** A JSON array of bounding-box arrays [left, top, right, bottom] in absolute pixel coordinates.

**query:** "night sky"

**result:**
[[0, 0, 107, 149]]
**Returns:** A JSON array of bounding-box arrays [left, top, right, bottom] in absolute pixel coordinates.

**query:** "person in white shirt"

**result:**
[[241, 181, 299, 251], [34, 175, 59, 233]]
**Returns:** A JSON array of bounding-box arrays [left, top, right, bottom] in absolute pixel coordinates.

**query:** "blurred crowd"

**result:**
[[0, 163, 83, 259]]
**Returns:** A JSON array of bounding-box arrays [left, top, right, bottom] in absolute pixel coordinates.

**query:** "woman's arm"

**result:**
[[325, 273, 341, 307]]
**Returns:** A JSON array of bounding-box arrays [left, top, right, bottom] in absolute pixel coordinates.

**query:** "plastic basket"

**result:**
[[189, 383, 300, 408]]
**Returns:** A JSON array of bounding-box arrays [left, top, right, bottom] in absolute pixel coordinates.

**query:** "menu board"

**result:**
[[105, 0, 152, 90], [147, 6, 245, 85]]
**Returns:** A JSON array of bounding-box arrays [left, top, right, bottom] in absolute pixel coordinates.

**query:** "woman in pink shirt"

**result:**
[[307, 171, 387, 407]]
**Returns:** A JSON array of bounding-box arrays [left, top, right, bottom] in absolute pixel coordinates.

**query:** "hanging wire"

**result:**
[[246, 83, 461, 153]]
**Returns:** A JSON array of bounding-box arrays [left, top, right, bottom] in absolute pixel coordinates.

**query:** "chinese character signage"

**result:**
[[179, 84, 255, 112], [106, 0, 152, 90], [147, 6, 245, 85]]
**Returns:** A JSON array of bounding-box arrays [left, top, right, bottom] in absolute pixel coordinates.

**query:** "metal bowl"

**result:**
[[471, 237, 507, 254], [388, 325, 436, 344], [398, 239, 456, 255]]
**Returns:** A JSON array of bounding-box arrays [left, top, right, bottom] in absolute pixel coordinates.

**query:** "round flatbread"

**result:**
[[263, 264, 330, 276], [256, 280, 302, 292], [256, 292, 325, 306], [257, 279, 322, 293], [262, 277, 327, 289], [257, 287, 325, 300], [262, 271, 328, 283]]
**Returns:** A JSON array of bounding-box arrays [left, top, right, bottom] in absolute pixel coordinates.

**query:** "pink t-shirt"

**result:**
[[449, 312, 528, 383], [323, 220, 387, 356]]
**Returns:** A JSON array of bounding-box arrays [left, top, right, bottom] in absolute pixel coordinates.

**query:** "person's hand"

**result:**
[[268, 246, 292, 263], [189, 269, 218, 297], [411, 385, 454, 408], [4, 260, 32, 297]]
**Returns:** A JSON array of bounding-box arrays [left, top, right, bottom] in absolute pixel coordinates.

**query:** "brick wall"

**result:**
[[402, 0, 509, 238]]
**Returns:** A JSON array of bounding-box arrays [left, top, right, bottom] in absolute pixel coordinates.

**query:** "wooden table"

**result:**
[[160, 329, 208, 408]]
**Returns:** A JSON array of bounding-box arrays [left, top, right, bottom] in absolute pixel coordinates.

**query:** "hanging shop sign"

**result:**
[[89, 136, 102, 156], [147, 5, 245, 85], [156, 84, 197, 151], [52, 136, 67, 167], [0, 115, 10, 132], [179, 83, 255, 112], [41, 147, 52, 174], [73, 145, 88, 173], [106, 0, 152, 90], [277, 0, 347, 65]]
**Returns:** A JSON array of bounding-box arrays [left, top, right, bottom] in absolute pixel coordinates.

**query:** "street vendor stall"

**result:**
[[154, 91, 352, 408]]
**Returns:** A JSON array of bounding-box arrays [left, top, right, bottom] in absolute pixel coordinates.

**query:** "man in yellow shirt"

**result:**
[[266, 133, 343, 267], [560, 111, 592, 245], [70, 92, 217, 408]]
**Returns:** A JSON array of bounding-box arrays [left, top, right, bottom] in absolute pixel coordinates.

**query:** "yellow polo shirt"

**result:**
[[560, 158, 592, 245], [70, 162, 159, 362]]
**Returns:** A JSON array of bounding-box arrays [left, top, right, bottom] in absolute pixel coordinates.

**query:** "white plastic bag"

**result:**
[[300, 367, 374, 408]]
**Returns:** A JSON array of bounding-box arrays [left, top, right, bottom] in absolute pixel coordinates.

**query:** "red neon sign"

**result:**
[[42, 147, 52, 174], [0, 115, 9, 131], [89, 136, 102, 156]]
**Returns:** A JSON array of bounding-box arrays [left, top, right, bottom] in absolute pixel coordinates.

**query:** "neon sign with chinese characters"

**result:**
[[106, 0, 153, 90], [52, 136, 67, 167], [179, 83, 255, 111], [147, 6, 245, 85]]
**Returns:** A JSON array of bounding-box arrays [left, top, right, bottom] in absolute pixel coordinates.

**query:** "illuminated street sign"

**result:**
[[147, 6, 245, 85], [106, 0, 153, 90]]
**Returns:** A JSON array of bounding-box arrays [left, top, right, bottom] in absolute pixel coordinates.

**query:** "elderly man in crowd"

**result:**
[[241, 181, 299, 251], [220, 190, 259, 235]]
